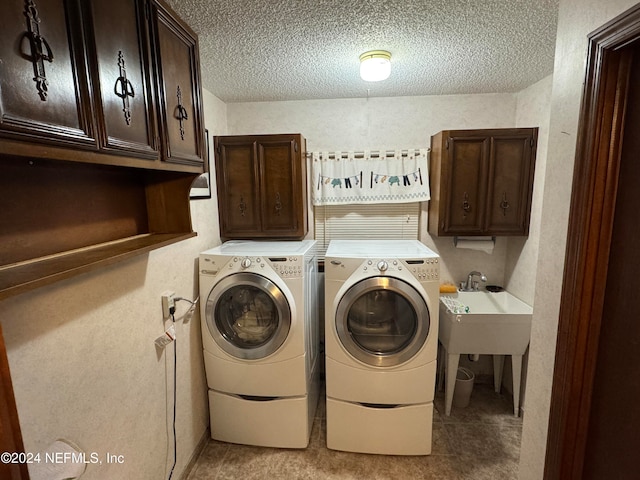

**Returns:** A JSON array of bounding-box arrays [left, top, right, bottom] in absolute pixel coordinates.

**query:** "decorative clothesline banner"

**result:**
[[311, 149, 430, 206]]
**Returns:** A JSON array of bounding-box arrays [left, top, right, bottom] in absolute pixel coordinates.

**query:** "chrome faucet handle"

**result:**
[[462, 271, 487, 291]]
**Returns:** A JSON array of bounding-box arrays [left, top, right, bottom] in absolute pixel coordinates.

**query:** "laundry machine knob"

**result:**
[[240, 258, 252, 268], [377, 260, 388, 272]]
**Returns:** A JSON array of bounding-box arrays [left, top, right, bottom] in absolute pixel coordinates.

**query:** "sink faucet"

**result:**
[[461, 271, 487, 291]]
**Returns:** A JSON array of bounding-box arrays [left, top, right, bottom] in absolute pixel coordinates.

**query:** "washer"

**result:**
[[324, 240, 439, 455], [199, 240, 319, 448]]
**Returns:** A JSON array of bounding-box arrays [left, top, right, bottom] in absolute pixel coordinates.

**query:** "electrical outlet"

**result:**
[[162, 291, 176, 318]]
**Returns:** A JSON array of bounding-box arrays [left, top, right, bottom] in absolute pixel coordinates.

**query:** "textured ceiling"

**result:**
[[166, 0, 559, 103]]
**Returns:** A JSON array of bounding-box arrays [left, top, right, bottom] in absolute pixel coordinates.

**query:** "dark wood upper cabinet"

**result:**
[[149, 0, 205, 167], [0, 0, 95, 148], [82, 0, 159, 159], [0, 0, 205, 171], [0, 0, 206, 301], [215, 134, 308, 240], [429, 128, 538, 236]]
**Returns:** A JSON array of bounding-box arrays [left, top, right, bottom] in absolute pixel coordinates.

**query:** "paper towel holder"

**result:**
[[453, 236, 496, 247]]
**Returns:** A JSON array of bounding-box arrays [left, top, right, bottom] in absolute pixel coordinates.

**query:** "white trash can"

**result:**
[[452, 367, 475, 408]]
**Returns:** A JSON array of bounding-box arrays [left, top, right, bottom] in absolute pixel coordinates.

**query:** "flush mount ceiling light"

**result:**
[[359, 50, 391, 82]]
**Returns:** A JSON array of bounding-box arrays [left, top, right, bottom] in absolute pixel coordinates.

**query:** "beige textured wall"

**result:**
[[0, 89, 226, 480], [227, 93, 518, 153], [507, 75, 553, 306], [518, 2, 639, 479]]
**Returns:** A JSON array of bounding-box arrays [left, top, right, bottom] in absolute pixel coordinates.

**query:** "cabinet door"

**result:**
[[485, 132, 537, 234], [215, 139, 262, 237], [0, 0, 95, 148], [259, 136, 306, 237], [443, 135, 489, 234], [83, 0, 158, 159], [150, 0, 204, 166]]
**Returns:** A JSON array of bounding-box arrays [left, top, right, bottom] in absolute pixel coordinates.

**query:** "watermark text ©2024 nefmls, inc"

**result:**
[[1, 451, 125, 465]]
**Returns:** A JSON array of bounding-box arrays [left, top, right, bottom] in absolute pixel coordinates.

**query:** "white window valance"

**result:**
[[310, 149, 430, 206]]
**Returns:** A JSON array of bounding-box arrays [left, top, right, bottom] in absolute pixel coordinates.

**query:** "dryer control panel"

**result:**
[[359, 258, 439, 281], [267, 256, 304, 278], [405, 258, 440, 281]]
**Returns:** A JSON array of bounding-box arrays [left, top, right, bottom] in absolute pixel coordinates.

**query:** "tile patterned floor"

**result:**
[[186, 382, 522, 480]]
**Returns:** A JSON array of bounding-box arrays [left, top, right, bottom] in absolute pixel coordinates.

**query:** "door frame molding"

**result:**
[[544, 5, 640, 479], [0, 324, 29, 480]]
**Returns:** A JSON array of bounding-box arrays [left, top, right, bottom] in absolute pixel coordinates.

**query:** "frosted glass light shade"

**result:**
[[359, 50, 391, 82]]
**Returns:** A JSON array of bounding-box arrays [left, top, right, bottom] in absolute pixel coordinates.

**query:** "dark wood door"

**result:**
[[259, 137, 306, 236], [581, 42, 640, 480], [545, 7, 640, 479], [485, 131, 537, 235], [0, 0, 94, 148], [215, 139, 262, 236], [443, 134, 488, 234], [83, 0, 158, 159], [150, 0, 204, 167], [0, 324, 29, 480]]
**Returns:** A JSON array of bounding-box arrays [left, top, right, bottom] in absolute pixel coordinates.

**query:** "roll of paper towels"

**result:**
[[454, 236, 495, 254], [29, 439, 87, 480]]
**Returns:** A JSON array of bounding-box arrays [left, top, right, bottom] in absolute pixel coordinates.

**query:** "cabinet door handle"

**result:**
[[114, 51, 135, 125], [461, 192, 471, 218], [274, 192, 282, 215], [500, 192, 510, 216], [23, 0, 54, 101], [175, 85, 189, 140], [239, 196, 247, 216]]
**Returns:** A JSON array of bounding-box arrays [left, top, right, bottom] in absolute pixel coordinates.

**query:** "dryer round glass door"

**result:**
[[335, 276, 430, 367], [205, 273, 291, 360]]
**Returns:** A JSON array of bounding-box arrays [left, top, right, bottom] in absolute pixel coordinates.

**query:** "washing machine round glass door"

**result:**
[[335, 276, 430, 367], [205, 273, 291, 360]]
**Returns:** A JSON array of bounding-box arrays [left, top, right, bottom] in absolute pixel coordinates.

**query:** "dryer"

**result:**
[[199, 240, 319, 448], [324, 240, 439, 455]]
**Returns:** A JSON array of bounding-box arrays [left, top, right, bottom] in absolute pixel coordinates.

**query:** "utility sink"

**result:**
[[439, 291, 533, 353], [438, 290, 533, 416]]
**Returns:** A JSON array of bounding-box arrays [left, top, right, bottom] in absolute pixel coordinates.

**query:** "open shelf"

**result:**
[[0, 232, 195, 300], [1, 156, 198, 300]]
